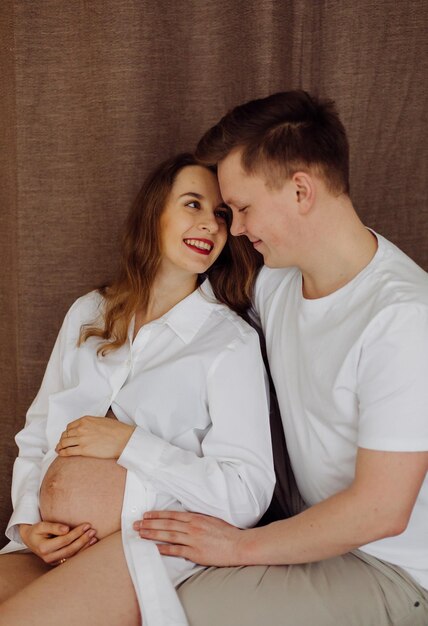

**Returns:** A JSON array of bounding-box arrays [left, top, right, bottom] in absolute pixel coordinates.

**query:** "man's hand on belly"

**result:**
[[19, 521, 98, 566], [55, 415, 135, 459]]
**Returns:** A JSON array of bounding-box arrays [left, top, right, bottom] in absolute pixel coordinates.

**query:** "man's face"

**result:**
[[217, 149, 302, 268]]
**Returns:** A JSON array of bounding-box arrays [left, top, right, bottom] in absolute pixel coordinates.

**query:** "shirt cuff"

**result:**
[[117, 427, 168, 479], [6, 501, 41, 544]]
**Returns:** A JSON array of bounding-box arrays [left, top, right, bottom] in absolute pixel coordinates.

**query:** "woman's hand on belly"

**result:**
[[19, 521, 97, 566], [55, 415, 135, 459]]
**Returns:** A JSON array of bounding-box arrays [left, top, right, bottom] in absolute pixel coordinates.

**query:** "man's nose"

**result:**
[[230, 214, 245, 237]]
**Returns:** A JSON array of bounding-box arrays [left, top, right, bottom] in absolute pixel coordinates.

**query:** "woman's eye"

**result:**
[[186, 200, 200, 209], [215, 210, 231, 225]]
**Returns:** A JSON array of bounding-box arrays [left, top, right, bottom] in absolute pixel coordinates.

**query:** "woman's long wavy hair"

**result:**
[[79, 153, 262, 356]]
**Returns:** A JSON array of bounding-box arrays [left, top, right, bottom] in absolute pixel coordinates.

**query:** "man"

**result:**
[[135, 91, 428, 625]]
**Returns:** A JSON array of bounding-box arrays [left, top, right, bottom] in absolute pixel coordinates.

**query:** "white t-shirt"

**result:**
[[2, 280, 274, 626], [254, 232, 428, 589]]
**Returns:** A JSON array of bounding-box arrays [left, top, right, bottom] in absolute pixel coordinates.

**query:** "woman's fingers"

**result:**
[[56, 441, 81, 456], [45, 523, 94, 551], [55, 416, 134, 459], [43, 526, 98, 565], [21, 521, 98, 565], [56, 433, 79, 451], [52, 529, 98, 563], [35, 521, 70, 536]]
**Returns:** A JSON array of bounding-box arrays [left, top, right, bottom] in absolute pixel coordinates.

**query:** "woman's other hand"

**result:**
[[55, 416, 135, 459], [19, 521, 97, 566], [133, 511, 248, 567]]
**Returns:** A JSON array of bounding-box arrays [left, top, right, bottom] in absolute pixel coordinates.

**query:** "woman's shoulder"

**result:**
[[65, 289, 105, 326], [199, 282, 259, 343]]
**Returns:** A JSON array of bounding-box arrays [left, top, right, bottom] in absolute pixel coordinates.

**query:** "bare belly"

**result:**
[[39, 456, 127, 539]]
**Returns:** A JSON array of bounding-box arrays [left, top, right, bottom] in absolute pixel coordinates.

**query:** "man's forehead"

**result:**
[[218, 151, 271, 206], [218, 148, 245, 178], [218, 150, 252, 203]]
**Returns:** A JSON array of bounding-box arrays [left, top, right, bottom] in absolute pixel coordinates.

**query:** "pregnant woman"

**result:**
[[0, 153, 275, 625]]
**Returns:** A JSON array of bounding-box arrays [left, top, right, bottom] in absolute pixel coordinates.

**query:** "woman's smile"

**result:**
[[183, 238, 214, 255]]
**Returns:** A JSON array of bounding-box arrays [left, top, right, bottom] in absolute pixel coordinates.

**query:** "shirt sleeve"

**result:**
[[357, 304, 428, 451], [118, 329, 275, 528], [5, 311, 71, 544]]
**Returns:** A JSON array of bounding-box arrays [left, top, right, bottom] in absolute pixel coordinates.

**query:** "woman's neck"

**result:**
[[134, 269, 198, 334]]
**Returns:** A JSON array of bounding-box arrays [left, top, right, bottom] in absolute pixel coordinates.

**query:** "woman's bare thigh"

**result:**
[[39, 456, 127, 539], [0, 531, 140, 626], [0, 552, 50, 603]]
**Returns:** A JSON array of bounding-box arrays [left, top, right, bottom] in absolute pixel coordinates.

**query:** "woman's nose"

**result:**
[[199, 213, 219, 234]]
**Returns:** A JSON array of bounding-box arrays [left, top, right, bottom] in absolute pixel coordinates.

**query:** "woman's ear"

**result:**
[[292, 172, 315, 215]]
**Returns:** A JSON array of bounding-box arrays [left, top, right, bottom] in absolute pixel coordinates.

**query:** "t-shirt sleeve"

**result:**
[[357, 304, 428, 451], [253, 266, 293, 319]]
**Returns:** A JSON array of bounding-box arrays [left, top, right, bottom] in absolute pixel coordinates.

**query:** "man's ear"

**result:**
[[292, 172, 315, 215]]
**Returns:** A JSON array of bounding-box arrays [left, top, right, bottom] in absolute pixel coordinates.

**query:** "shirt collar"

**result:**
[[157, 279, 219, 344]]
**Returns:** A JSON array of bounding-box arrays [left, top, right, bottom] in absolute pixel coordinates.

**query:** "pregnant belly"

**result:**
[[39, 456, 127, 539]]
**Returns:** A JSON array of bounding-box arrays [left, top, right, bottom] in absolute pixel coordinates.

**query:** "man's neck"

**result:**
[[300, 204, 378, 300]]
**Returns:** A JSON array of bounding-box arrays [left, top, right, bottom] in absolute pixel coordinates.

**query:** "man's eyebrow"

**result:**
[[224, 197, 240, 207]]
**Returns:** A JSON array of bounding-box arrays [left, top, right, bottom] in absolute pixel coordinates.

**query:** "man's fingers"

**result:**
[[138, 527, 189, 544], [157, 543, 190, 559], [142, 510, 195, 523], [135, 517, 190, 532]]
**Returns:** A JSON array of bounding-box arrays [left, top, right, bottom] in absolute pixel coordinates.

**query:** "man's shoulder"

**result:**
[[254, 265, 299, 303], [370, 234, 428, 307]]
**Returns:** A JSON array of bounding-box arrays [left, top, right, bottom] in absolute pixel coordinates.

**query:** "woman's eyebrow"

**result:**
[[178, 191, 204, 199], [178, 192, 228, 210]]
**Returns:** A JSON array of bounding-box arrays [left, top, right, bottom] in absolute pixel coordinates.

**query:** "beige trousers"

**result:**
[[177, 549, 428, 626]]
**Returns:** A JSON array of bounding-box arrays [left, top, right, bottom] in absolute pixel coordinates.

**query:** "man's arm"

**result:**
[[134, 448, 428, 566]]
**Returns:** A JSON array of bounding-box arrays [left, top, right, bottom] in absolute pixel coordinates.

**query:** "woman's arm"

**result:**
[[117, 330, 275, 528], [6, 314, 70, 544], [6, 298, 98, 557], [55, 329, 275, 528]]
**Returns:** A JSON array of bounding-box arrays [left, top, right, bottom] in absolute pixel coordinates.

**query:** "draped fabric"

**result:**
[[0, 0, 427, 544]]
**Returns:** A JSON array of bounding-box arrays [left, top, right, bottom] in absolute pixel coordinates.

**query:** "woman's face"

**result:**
[[159, 165, 229, 279]]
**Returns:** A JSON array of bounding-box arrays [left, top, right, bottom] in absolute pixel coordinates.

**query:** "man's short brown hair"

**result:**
[[196, 91, 350, 195]]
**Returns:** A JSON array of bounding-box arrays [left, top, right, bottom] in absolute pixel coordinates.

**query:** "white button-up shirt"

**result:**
[[2, 280, 275, 626]]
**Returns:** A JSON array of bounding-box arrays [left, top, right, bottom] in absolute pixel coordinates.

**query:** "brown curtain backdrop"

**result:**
[[0, 0, 427, 544]]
